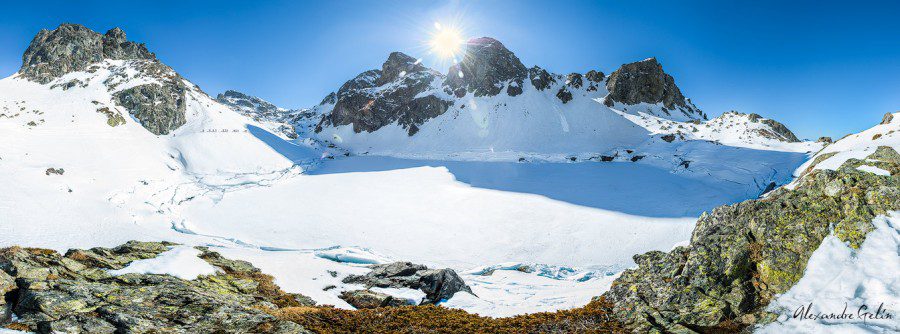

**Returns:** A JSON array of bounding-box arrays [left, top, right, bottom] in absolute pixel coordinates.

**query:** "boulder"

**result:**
[[342, 261, 473, 305]]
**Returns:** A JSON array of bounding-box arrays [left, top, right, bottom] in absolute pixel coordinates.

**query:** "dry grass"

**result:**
[[66, 249, 91, 261], [4, 323, 30, 331], [270, 298, 624, 333]]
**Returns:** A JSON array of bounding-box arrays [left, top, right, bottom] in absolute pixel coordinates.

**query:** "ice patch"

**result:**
[[109, 246, 218, 280], [314, 246, 391, 264]]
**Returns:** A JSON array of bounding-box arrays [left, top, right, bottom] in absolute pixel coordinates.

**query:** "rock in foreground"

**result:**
[[342, 261, 474, 305], [0, 241, 312, 333]]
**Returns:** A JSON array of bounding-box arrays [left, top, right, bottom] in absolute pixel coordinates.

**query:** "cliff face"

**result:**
[[604, 57, 705, 120]]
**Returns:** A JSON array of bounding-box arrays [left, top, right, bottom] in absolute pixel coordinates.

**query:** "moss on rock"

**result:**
[[603, 147, 900, 333]]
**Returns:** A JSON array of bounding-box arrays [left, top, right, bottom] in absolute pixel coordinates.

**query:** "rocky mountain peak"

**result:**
[[445, 37, 528, 97], [376, 52, 428, 86], [605, 57, 705, 120], [20, 23, 156, 84]]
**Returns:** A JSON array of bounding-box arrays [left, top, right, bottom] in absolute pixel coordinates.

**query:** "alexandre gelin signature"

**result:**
[[792, 302, 894, 321]]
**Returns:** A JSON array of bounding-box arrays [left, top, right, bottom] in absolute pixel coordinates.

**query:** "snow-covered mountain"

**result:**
[[1, 23, 859, 322], [296, 37, 812, 161], [0, 24, 321, 249]]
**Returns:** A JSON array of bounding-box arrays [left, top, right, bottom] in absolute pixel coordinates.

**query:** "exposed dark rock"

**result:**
[[319, 52, 451, 136], [566, 73, 583, 89], [760, 119, 800, 142], [817, 136, 833, 144], [599, 155, 614, 162], [556, 87, 573, 104], [445, 37, 528, 97], [603, 147, 900, 333], [376, 52, 425, 86], [95, 107, 126, 127], [0, 241, 313, 333], [528, 66, 556, 91], [339, 290, 414, 309], [342, 262, 473, 305], [114, 82, 186, 135], [44, 168, 64, 176], [604, 57, 705, 120], [748, 113, 762, 122], [661, 134, 676, 143], [882, 112, 894, 125], [630, 155, 645, 162], [20, 24, 155, 84], [319, 92, 337, 105], [506, 82, 523, 96], [585, 70, 605, 83]]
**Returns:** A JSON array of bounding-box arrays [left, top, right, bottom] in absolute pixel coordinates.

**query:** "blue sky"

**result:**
[[1, 0, 897, 139]]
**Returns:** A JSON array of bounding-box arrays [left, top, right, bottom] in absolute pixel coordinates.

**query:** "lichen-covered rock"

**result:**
[[19, 24, 155, 84], [343, 261, 473, 305], [318, 52, 451, 135], [603, 147, 900, 333], [605, 57, 705, 120], [95, 107, 126, 127], [445, 37, 528, 97], [114, 82, 186, 135], [0, 241, 314, 333]]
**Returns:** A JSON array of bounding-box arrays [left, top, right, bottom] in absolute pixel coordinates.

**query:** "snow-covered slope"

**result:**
[[0, 25, 320, 250]]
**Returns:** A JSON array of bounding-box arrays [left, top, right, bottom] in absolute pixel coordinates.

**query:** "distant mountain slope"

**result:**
[[293, 37, 809, 161]]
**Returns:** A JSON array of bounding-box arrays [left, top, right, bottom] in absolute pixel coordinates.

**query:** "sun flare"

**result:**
[[429, 23, 464, 59]]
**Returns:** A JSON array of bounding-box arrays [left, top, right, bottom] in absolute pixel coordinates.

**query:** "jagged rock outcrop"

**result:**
[[316, 52, 451, 135], [18, 24, 192, 136], [114, 82, 186, 135], [603, 146, 900, 333], [605, 57, 705, 120], [0, 241, 313, 333], [528, 66, 556, 91], [445, 37, 528, 97], [19, 24, 155, 84], [759, 118, 800, 142], [342, 261, 473, 305], [585, 70, 605, 83]]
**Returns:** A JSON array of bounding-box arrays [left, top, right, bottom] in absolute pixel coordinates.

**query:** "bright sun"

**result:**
[[429, 22, 464, 59]]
